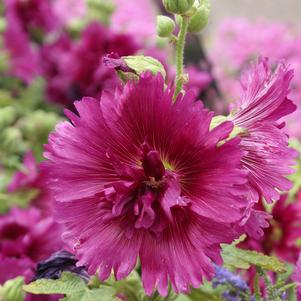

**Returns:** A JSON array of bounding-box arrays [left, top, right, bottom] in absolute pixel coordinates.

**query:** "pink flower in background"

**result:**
[[3, 0, 59, 82], [8, 151, 54, 215], [230, 58, 296, 203], [210, 18, 301, 138], [240, 195, 301, 263], [4, 0, 58, 35], [111, 0, 158, 43], [40, 22, 140, 108], [184, 66, 212, 96], [0, 207, 62, 284], [43, 73, 250, 295], [53, 0, 87, 26]]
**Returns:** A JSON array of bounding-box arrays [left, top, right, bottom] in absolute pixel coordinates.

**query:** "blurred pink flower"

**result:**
[[184, 66, 212, 96], [0, 207, 62, 284], [40, 22, 140, 108], [211, 18, 301, 138], [8, 151, 54, 215], [3, 0, 59, 82], [53, 0, 87, 26], [241, 194, 301, 263], [111, 0, 158, 44], [43, 73, 251, 295]]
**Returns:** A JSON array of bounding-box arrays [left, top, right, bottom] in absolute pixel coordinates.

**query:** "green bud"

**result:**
[[157, 15, 175, 38], [0, 106, 16, 130], [2, 127, 25, 153], [162, 0, 195, 15], [188, 0, 210, 33]]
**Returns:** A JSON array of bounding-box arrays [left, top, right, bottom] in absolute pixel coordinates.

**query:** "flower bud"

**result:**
[[0, 106, 16, 130], [187, 0, 210, 33], [2, 127, 24, 153], [157, 15, 175, 38], [162, 0, 195, 15]]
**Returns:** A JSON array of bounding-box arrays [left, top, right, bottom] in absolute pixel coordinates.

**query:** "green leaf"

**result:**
[[60, 288, 117, 301], [288, 138, 301, 200], [0, 277, 25, 301], [123, 56, 166, 78], [23, 273, 117, 301], [222, 242, 287, 273], [0, 189, 39, 214], [187, 289, 224, 301], [23, 273, 86, 295], [109, 270, 144, 301]]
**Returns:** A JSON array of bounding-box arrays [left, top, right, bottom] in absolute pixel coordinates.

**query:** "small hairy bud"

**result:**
[[157, 15, 175, 38]]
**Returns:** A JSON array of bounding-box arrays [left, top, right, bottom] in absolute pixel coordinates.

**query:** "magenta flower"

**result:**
[[3, 0, 58, 82], [43, 73, 251, 295], [240, 195, 301, 263], [0, 207, 62, 284], [8, 151, 54, 215], [211, 18, 301, 138], [40, 22, 140, 108], [230, 58, 297, 203]]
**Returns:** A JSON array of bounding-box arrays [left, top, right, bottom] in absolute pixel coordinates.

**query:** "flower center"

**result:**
[[142, 146, 165, 182]]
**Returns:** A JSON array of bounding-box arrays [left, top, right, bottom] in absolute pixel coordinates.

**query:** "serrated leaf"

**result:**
[[222, 243, 287, 273], [0, 277, 25, 301], [123, 55, 166, 78], [187, 289, 223, 301], [23, 272, 86, 295], [23, 273, 117, 301], [60, 288, 117, 301]]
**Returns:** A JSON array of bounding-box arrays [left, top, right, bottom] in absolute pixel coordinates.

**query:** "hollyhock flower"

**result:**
[[230, 58, 297, 203], [210, 18, 301, 138], [40, 22, 140, 108], [240, 195, 301, 263], [0, 207, 62, 284], [3, 0, 59, 82], [7, 151, 53, 214], [43, 73, 251, 295], [292, 253, 301, 301]]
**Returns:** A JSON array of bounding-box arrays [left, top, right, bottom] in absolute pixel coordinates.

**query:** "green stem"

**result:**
[[173, 16, 189, 101], [254, 272, 261, 301]]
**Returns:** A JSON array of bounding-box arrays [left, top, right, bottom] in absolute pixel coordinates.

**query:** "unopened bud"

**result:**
[[188, 0, 210, 33], [2, 127, 24, 152], [157, 15, 175, 38], [0, 106, 16, 130], [162, 0, 195, 15]]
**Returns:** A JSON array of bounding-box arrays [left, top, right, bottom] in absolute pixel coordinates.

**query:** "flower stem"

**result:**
[[254, 272, 261, 301], [173, 15, 189, 101]]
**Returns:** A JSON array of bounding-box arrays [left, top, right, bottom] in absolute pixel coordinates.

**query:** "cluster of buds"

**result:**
[[157, 0, 210, 38]]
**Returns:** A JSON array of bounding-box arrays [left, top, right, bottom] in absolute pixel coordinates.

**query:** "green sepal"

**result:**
[[123, 55, 167, 79]]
